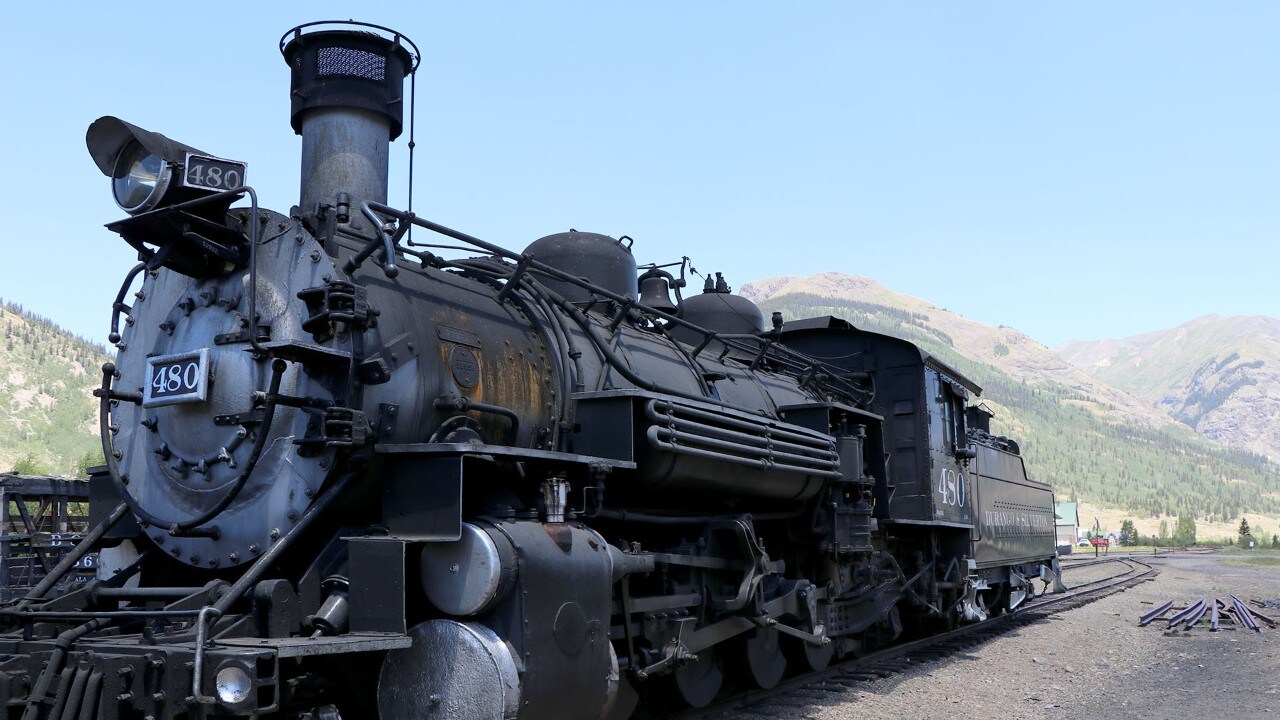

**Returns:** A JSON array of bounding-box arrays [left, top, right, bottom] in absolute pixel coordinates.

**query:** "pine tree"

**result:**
[[12, 453, 43, 475], [1239, 517, 1254, 548], [1119, 519, 1137, 546], [1174, 514, 1197, 546], [76, 450, 105, 476]]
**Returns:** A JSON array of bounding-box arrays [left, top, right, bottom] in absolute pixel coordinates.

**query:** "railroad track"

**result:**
[[1059, 547, 1215, 564], [664, 557, 1158, 719]]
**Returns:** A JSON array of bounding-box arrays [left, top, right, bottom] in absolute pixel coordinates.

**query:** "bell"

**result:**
[[638, 271, 678, 313]]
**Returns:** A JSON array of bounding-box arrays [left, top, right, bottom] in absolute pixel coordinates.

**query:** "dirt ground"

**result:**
[[714, 553, 1280, 720]]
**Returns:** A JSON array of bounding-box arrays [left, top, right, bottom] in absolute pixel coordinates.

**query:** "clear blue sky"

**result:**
[[1, 2, 1276, 347]]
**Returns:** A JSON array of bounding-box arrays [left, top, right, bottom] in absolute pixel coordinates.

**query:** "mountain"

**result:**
[[1054, 315, 1280, 463], [744, 274, 1172, 428], [741, 273, 1280, 527], [0, 302, 109, 475]]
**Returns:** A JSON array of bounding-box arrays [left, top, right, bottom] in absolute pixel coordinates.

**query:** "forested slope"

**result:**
[[0, 302, 109, 475]]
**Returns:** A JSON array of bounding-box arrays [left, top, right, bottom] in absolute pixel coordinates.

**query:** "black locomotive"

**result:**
[[0, 21, 1060, 719]]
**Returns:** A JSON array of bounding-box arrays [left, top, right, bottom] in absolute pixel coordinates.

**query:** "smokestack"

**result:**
[[281, 23, 415, 226]]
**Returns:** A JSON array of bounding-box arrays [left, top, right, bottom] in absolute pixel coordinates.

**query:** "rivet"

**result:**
[[269, 528, 280, 540], [228, 553, 239, 563], [249, 544, 260, 555]]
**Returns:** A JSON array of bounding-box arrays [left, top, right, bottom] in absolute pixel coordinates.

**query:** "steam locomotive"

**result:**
[[0, 21, 1060, 720]]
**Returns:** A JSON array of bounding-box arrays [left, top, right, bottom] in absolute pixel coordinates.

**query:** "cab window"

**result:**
[[939, 374, 974, 459]]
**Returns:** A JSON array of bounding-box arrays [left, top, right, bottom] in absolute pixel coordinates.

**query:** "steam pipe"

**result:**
[[365, 203, 872, 405], [434, 395, 521, 445], [213, 471, 358, 615], [107, 263, 146, 345]]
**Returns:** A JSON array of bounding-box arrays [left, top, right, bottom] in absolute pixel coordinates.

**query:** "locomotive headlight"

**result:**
[[111, 139, 172, 214], [214, 664, 254, 706], [86, 116, 247, 216]]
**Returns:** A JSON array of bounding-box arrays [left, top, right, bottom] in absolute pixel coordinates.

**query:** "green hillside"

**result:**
[[0, 302, 109, 475], [756, 288, 1280, 522]]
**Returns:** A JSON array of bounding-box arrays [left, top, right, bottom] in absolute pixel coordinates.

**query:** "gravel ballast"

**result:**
[[714, 553, 1279, 720]]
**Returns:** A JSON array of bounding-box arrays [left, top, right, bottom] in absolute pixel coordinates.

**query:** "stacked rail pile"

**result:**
[[1138, 595, 1276, 632]]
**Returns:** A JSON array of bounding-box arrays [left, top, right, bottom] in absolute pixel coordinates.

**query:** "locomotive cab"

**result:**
[[780, 316, 1058, 626]]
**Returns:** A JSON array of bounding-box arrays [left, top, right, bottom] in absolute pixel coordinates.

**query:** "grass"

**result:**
[[1220, 555, 1280, 568], [1061, 544, 1212, 557]]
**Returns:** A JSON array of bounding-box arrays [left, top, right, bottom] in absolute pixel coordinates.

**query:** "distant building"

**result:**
[[1055, 502, 1079, 549]]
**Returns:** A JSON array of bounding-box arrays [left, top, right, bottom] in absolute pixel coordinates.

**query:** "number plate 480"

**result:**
[[143, 349, 210, 408], [182, 153, 247, 193]]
